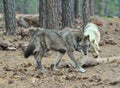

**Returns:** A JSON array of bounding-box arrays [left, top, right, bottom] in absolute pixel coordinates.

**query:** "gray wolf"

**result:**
[[82, 23, 100, 58], [24, 27, 88, 73]]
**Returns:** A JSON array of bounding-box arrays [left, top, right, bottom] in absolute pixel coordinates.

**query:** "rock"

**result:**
[[0, 47, 2, 50], [115, 28, 120, 34], [105, 39, 117, 45], [99, 40, 105, 46], [27, 72, 35, 76], [0, 40, 16, 50], [18, 42, 28, 51], [3, 66, 14, 71], [0, 40, 9, 49], [109, 22, 113, 26], [19, 76, 26, 81], [7, 47, 16, 51], [58, 62, 74, 68], [18, 28, 30, 39], [24, 15, 39, 27], [17, 17, 29, 28], [24, 15, 33, 26], [17, 67, 27, 74], [8, 80, 14, 84], [109, 79, 120, 85], [89, 75, 101, 82], [53, 71, 63, 76], [67, 67, 75, 73], [20, 62, 32, 68], [63, 75, 77, 81]]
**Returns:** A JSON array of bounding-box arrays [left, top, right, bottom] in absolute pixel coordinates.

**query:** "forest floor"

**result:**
[[0, 17, 120, 88]]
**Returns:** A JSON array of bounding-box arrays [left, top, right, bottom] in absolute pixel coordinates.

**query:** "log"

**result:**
[[80, 56, 120, 67], [96, 56, 120, 63]]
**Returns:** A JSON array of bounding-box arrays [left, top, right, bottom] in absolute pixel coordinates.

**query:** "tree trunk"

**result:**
[[39, 0, 60, 29], [3, 0, 18, 36], [46, 0, 60, 29], [98, 0, 105, 16], [89, 0, 94, 16], [82, 0, 89, 28], [62, 0, 74, 28], [74, 0, 79, 18], [39, 0, 47, 28], [57, 0, 62, 29]]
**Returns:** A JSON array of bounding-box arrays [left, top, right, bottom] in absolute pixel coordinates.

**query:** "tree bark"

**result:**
[[39, 0, 47, 28], [57, 0, 62, 29], [46, 0, 60, 29], [3, 0, 18, 35], [82, 0, 89, 28], [62, 0, 74, 28], [89, 0, 94, 16], [98, 0, 105, 16], [39, 0, 60, 29], [74, 0, 79, 18]]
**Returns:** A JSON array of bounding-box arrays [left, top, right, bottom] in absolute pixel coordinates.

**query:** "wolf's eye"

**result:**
[[89, 44, 90, 47], [85, 45, 90, 47], [77, 45, 81, 49]]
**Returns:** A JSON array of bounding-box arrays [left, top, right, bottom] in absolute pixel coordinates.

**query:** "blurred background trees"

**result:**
[[0, 0, 120, 35], [0, 0, 119, 16]]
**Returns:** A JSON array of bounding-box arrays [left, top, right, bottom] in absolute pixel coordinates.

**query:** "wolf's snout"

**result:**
[[84, 53, 87, 55]]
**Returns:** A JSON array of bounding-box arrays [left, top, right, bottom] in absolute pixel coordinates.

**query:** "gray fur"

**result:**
[[24, 27, 86, 73]]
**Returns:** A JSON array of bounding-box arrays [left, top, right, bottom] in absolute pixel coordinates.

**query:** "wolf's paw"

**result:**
[[40, 68, 47, 73], [53, 66, 59, 71], [78, 67, 86, 73]]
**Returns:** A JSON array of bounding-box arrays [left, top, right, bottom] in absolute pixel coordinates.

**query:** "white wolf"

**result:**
[[83, 23, 100, 58]]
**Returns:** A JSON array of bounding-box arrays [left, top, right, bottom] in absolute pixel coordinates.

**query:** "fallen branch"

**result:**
[[96, 56, 120, 63], [80, 56, 120, 67]]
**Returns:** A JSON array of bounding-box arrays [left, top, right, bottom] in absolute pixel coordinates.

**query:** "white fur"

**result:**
[[84, 23, 100, 57]]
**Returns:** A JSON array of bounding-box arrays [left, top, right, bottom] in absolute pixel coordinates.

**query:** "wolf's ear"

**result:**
[[84, 35, 89, 41], [76, 36, 81, 42]]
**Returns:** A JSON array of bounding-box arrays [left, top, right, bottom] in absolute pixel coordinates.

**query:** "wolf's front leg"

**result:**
[[93, 43, 100, 58], [34, 51, 47, 73], [53, 52, 65, 71], [67, 51, 85, 73]]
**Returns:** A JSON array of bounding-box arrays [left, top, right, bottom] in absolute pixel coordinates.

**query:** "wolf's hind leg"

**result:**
[[34, 50, 47, 73], [53, 52, 65, 71], [67, 51, 85, 73], [96, 43, 101, 52]]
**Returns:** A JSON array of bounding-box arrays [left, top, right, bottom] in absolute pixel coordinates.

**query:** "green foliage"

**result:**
[[14, 0, 38, 14], [102, 16, 111, 19], [108, 0, 119, 16], [95, 0, 120, 16], [0, 0, 3, 13], [28, 0, 39, 14]]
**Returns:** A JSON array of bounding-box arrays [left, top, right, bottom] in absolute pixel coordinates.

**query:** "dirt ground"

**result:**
[[0, 17, 120, 88]]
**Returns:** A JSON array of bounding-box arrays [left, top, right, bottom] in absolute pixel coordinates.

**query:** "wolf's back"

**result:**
[[24, 43, 35, 58]]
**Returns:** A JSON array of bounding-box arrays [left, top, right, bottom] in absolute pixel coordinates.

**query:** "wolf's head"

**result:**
[[75, 35, 90, 56]]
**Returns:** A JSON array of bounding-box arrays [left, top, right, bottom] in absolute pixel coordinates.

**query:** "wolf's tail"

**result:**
[[24, 42, 35, 58]]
